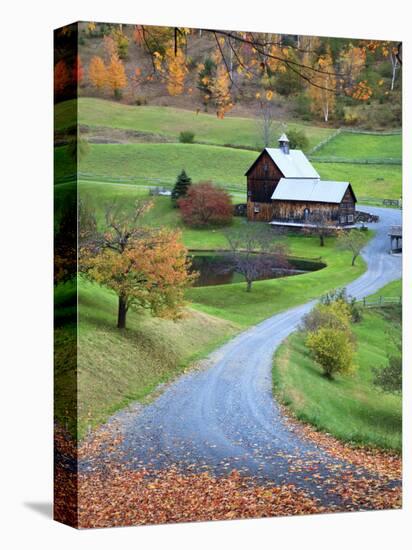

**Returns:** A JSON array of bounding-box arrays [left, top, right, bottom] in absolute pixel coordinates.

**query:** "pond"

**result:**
[[189, 251, 326, 287]]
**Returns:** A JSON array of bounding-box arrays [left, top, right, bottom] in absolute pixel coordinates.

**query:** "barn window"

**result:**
[[263, 163, 268, 173], [254, 205, 261, 213], [348, 214, 354, 223], [340, 215, 346, 224]]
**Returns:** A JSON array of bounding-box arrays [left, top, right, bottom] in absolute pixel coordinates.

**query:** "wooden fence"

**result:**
[[308, 156, 401, 165], [360, 296, 402, 308]]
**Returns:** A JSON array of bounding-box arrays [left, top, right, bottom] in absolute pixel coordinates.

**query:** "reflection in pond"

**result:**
[[189, 252, 325, 287]]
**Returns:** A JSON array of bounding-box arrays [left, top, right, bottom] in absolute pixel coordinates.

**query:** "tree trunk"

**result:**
[[390, 55, 398, 91], [320, 234, 325, 247], [351, 254, 357, 266], [246, 280, 252, 292], [117, 294, 128, 329]]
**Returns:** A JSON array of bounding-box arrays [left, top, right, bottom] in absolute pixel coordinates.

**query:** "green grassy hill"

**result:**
[[311, 132, 402, 160], [272, 285, 402, 451], [311, 162, 402, 199], [77, 142, 255, 188], [56, 98, 335, 150], [54, 141, 402, 200]]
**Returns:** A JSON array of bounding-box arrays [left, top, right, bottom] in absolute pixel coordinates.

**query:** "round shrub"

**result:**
[[179, 131, 195, 143]]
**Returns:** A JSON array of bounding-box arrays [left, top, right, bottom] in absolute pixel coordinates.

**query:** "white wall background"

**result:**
[[1, 0, 410, 548]]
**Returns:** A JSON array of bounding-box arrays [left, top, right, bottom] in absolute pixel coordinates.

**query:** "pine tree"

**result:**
[[171, 170, 192, 206]]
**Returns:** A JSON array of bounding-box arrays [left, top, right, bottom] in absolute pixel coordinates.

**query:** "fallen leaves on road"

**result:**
[[54, 422, 401, 529], [76, 466, 324, 528], [279, 404, 401, 481]]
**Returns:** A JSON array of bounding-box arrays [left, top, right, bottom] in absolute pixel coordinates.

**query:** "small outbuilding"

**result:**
[[245, 134, 357, 226]]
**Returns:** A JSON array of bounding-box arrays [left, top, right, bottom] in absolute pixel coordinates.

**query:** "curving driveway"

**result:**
[[94, 206, 402, 504]]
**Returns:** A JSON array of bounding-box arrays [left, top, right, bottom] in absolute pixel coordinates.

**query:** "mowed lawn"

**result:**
[[311, 132, 402, 160], [312, 162, 402, 200], [272, 302, 402, 451], [56, 97, 334, 151], [54, 141, 402, 200], [76, 142, 256, 188]]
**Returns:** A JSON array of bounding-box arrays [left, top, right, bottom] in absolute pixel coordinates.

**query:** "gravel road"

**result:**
[[91, 206, 402, 504]]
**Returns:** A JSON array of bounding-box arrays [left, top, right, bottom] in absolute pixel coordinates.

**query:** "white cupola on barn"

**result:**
[[278, 133, 290, 154]]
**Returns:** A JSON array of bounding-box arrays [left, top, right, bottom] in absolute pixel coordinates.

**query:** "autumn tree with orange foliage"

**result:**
[[178, 182, 233, 228], [210, 63, 233, 119], [308, 51, 337, 122], [106, 55, 128, 98], [81, 200, 194, 329], [54, 60, 71, 96], [88, 56, 107, 90], [165, 45, 188, 95]]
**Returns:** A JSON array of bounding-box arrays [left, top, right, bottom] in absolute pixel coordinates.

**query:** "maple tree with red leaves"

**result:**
[[54, 59, 71, 96], [178, 182, 233, 227]]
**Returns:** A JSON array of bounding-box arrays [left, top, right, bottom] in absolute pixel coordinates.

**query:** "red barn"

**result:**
[[245, 134, 357, 226]]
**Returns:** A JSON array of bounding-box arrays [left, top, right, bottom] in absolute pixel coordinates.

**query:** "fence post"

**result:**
[[363, 297, 366, 307]]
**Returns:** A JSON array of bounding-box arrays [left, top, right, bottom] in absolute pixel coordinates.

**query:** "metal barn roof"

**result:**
[[271, 178, 351, 203], [265, 148, 320, 179]]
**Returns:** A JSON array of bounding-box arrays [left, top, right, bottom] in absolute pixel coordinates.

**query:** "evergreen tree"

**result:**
[[171, 170, 192, 206]]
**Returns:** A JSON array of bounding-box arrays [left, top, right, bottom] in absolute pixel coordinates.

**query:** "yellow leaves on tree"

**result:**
[[308, 52, 336, 122], [107, 55, 128, 97], [306, 327, 356, 378], [210, 64, 233, 119], [85, 229, 194, 328], [305, 300, 356, 379], [351, 80, 373, 101], [88, 56, 107, 90], [340, 46, 366, 83], [339, 45, 371, 100], [165, 46, 188, 95], [89, 53, 127, 98]]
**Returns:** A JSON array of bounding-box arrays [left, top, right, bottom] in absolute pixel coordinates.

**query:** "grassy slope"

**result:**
[[58, 97, 334, 151], [55, 279, 238, 437], [367, 279, 402, 301], [77, 143, 255, 188], [312, 162, 402, 199], [53, 142, 403, 200], [273, 306, 402, 451], [311, 132, 402, 160]]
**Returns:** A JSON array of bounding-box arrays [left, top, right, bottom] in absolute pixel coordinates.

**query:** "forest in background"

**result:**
[[54, 22, 402, 130]]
